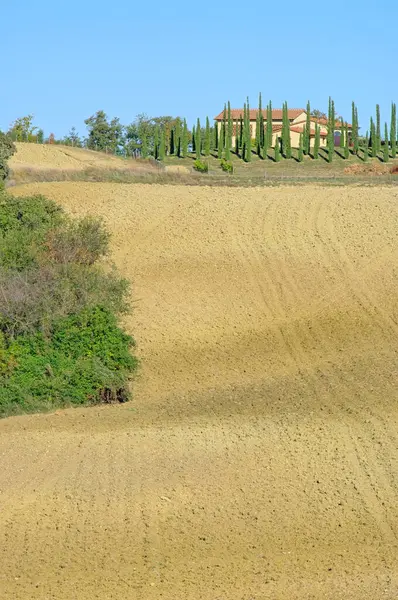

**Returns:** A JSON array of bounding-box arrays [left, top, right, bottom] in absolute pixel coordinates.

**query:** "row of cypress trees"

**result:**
[[153, 99, 398, 163]]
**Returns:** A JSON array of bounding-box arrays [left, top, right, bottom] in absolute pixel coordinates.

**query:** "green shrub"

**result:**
[[220, 159, 233, 173], [0, 191, 137, 416], [193, 159, 208, 173], [0, 132, 16, 182], [0, 307, 137, 417]]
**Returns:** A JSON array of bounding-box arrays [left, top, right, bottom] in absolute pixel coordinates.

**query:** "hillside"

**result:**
[[1, 182, 398, 599], [8, 143, 160, 183]]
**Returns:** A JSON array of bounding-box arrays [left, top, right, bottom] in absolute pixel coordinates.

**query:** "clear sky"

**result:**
[[2, 0, 397, 138]]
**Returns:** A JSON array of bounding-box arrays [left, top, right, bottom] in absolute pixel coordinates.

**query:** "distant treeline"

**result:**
[[5, 97, 398, 164]]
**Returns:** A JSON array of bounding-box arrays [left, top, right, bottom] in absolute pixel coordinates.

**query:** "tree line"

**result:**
[[5, 98, 398, 164]]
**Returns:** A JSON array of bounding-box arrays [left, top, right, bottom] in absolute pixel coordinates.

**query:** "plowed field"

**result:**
[[2, 183, 398, 599]]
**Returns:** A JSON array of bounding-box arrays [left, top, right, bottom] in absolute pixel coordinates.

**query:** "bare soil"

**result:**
[[2, 183, 398, 599]]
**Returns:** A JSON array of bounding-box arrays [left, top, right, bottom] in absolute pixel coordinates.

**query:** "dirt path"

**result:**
[[2, 183, 398, 599]]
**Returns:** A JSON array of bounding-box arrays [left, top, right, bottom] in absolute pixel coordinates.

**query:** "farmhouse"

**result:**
[[214, 108, 352, 148]]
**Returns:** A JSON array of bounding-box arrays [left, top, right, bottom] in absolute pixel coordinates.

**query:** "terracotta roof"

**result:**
[[310, 117, 353, 128], [214, 108, 305, 121], [272, 124, 327, 137]]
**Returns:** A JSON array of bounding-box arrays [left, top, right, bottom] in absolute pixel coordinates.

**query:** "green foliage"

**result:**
[[182, 119, 188, 157], [327, 97, 335, 163], [196, 118, 201, 159], [0, 307, 137, 416], [37, 129, 44, 144], [213, 120, 218, 151], [339, 118, 345, 148], [8, 115, 37, 142], [390, 103, 396, 159], [0, 192, 136, 416], [383, 123, 389, 163], [193, 159, 208, 173], [370, 118, 377, 157], [363, 133, 369, 162], [63, 127, 82, 147], [159, 127, 166, 160], [304, 101, 311, 155], [174, 118, 181, 157], [244, 99, 252, 162], [256, 93, 263, 156], [376, 104, 381, 153], [313, 124, 320, 159], [281, 101, 292, 159], [344, 124, 350, 159], [218, 122, 223, 159], [204, 117, 211, 157], [274, 137, 281, 162], [235, 120, 239, 155], [85, 110, 123, 153], [225, 102, 232, 160], [220, 158, 233, 173], [0, 132, 16, 182], [265, 101, 273, 156], [297, 132, 304, 162]]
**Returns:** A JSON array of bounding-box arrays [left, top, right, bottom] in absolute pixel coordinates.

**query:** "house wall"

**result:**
[[221, 116, 328, 149]]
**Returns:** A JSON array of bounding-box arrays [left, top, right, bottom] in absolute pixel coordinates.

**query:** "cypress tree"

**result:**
[[390, 102, 397, 159], [213, 120, 218, 151], [274, 135, 281, 162], [204, 117, 211, 156], [376, 104, 381, 154], [266, 101, 273, 155], [175, 118, 181, 156], [239, 114, 243, 150], [141, 131, 148, 158], [247, 98, 252, 162], [354, 106, 359, 155], [235, 119, 239, 155], [256, 92, 263, 155], [370, 118, 376, 158], [298, 132, 304, 162], [281, 102, 291, 159], [242, 103, 248, 161], [159, 127, 166, 160], [383, 123, 390, 162], [363, 132, 369, 162], [313, 124, 320, 159], [192, 125, 196, 153], [169, 129, 175, 155], [339, 117, 345, 148], [182, 119, 188, 157], [304, 100, 311, 155], [222, 104, 227, 154], [344, 123, 350, 159], [218, 119, 224, 159], [154, 125, 159, 159], [351, 102, 356, 154], [225, 102, 232, 160], [327, 96, 335, 163], [196, 118, 201, 159]]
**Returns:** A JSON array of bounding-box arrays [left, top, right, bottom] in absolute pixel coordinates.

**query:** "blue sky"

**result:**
[[2, 0, 397, 138]]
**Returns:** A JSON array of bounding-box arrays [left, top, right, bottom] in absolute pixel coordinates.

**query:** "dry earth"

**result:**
[[9, 143, 133, 171], [2, 183, 398, 599]]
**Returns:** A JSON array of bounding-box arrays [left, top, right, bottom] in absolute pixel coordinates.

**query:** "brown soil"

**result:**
[[9, 142, 157, 172], [344, 161, 390, 175], [2, 183, 398, 599]]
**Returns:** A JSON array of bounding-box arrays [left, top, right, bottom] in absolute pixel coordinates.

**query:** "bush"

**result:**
[[220, 159, 233, 173], [0, 132, 16, 182], [0, 191, 137, 416], [193, 159, 208, 173]]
